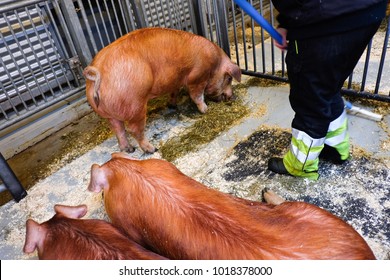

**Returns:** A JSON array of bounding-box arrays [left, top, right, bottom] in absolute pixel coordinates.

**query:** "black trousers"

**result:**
[[285, 22, 382, 139]]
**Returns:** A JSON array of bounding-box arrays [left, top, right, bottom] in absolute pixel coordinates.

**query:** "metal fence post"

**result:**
[[215, 0, 231, 57], [0, 153, 27, 203], [59, 0, 93, 67], [129, 0, 147, 28], [190, 0, 205, 36]]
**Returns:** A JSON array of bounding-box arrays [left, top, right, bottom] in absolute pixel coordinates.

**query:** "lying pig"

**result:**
[[23, 204, 167, 260], [88, 153, 376, 260], [83, 27, 241, 154]]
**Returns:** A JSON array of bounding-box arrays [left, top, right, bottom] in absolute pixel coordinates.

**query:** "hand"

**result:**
[[275, 28, 288, 50]]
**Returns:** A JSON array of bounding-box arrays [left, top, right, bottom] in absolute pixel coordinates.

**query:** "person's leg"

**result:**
[[268, 22, 381, 179]]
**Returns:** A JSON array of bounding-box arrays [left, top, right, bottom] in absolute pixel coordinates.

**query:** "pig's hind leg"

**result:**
[[127, 115, 156, 154], [109, 118, 135, 153]]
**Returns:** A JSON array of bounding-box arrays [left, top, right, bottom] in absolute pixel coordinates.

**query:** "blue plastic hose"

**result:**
[[233, 0, 283, 45]]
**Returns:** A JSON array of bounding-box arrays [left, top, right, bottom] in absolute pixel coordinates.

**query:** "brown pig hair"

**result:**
[[94, 155, 376, 260], [24, 204, 167, 260]]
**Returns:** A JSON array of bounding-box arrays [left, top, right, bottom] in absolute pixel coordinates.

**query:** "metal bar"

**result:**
[[269, 1, 284, 77], [191, 0, 204, 35], [215, 0, 231, 56], [87, 0, 106, 46], [95, 0, 111, 43], [0, 152, 27, 203], [212, 0, 220, 45], [22, 5, 56, 99], [102, 0, 118, 40], [205, 0, 214, 42], [110, 0, 124, 36], [0, 28, 32, 111], [0, 0, 43, 13], [130, 0, 147, 28], [59, 0, 92, 67], [4, 8, 47, 102], [33, 4, 70, 92], [241, 69, 288, 82], [44, 1, 73, 58], [341, 88, 390, 102], [158, 0, 167, 27], [360, 41, 372, 92], [250, 0, 257, 72], [121, 0, 137, 32], [374, 16, 390, 95], [45, 1, 82, 86], [240, 8, 249, 70], [0, 77, 19, 116], [169, 0, 176, 28], [0, 101, 9, 121], [268, 0, 276, 75], [0, 85, 86, 131], [259, 0, 266, 73]]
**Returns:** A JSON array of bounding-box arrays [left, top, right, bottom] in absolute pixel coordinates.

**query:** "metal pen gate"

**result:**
[[0, 0, 197, 134], [0, 0, 389, 201]]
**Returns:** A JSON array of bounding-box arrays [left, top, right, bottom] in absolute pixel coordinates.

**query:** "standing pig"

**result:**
[[87, 153, 375, 260], [23, 204, 167, 260], [83, 27, 241, 153]]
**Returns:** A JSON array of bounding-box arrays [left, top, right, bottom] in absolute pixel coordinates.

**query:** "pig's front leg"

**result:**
[[188, 84, 208, 113], [168, 92, 179, 109], [109, 118, 135, 153]]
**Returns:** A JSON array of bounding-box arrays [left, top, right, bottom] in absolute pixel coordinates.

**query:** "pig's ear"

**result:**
[[54, 204, 88, 219], [88, 164, 109, 193], [24, 219, 42, 254], [227, 64, 241, 82]]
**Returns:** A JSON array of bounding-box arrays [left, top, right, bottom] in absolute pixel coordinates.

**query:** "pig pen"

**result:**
[[1, 76, 389, 260]]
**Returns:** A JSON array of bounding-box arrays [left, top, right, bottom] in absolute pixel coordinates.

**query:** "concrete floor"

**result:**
[[0, 83, 389, 260]]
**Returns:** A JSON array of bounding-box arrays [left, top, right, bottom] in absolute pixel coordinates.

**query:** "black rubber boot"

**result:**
[[267, 157, 290, 175], [319, 145, 347, 164]]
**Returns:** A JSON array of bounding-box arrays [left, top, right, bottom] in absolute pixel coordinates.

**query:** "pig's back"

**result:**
[[42, 217, 166, 260], [92, 27, 223, 73]]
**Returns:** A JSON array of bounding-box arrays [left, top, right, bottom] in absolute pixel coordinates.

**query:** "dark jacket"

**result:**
[[272, 0, 388, 39]]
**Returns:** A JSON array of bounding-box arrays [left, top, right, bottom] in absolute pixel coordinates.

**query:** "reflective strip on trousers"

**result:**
[[283, 129, 325, 180], [290, 129, 325, 164], [324, 110, 350, 160], [325, 110, 348, 147]]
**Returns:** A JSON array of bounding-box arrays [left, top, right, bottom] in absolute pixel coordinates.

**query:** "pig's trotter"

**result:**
[[197, 103, 208, 114], [109, 119, 133, 153], [262, 188, 286, 205], [121, 146, 136, 153], [190, 91, 208, 114], [140, 141, 156, 154], [193, 94, 207, 113]]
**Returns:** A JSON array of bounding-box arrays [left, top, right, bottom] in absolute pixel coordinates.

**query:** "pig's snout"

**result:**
[[223, 86, 235, 101], [207, 86, 235, 102], [225, 93, 236, 101], [220, 87, 235, 102], [218, 92, 235, 102]]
